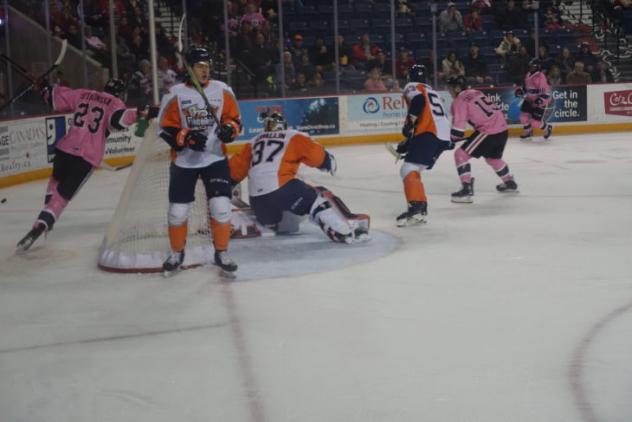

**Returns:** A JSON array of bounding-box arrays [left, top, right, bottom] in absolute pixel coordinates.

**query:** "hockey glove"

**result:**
[[319, 152, 337, 176], [217, 124, 236, 144], [532, 106, 545, 120], [177, 129, 207, 151], [402, 118, 414, 138], [514, 87, 524, 98], [396, 139, 409, 155]]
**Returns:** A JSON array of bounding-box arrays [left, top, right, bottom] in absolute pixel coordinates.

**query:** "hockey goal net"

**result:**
[[98, 122, 260, 273]]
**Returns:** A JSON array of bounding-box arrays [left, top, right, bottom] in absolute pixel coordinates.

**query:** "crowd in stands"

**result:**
[[9, 0, 629, 104]]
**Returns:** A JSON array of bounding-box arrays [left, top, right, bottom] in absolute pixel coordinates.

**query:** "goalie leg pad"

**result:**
[[208, 196, 231, 223], [314, 186, 370, 233], [168, 203, 191, 226], [310, 194, 353, 243]]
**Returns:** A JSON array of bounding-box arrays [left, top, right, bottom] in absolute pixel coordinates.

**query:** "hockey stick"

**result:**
[[176, 14, 221, 128], [99, 161, 134, 172], [0, 39, 68, 112]]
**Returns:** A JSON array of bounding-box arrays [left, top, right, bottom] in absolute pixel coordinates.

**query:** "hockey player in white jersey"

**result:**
[[157, 46, 241, 275]]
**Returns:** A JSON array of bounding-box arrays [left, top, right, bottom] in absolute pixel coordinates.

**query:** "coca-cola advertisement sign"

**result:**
[[604, 90, 632, 116]]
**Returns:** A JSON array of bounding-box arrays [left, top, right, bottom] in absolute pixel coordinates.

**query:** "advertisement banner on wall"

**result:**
[[345, 93, 408, 133], [603, 89, 632, 116], [0, 118, 48, 178], [238, 97, 339, 141], [478, 86, 588, 124]]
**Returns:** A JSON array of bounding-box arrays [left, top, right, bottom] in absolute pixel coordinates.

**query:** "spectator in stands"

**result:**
[[130, 29, 149, 62], [566, 61, 592, 84], [396, 48, 416, 85], [275, 51, 296, 92], [472, 0, 492, 12], [495, 0, 526, 30], [506, 45, 531, 85], [240, 2, 269, 33], [537, 45, 555, 73], [495, 30, 521, 62], [127, 59, 152, 107], [157, 56, 178, 97], [310, 37, 333, 69], [544, 6, 564, 30], [575, 42, 597, 74], [548, 64, 563, 85], [464, 7, 483, 33], [251, 32, 277, 93], [397, 0, 415, 17], [364, 67, 387, 92], [290, 72, 309, 95], [297, 53, 316, 82], [592, 60, 615, 83], [439, 2, 464, 33], [332, 35, 353, 69], [288, 34, 306, 65], [234, 21, 256, 57], [309, 72, 328, 94], [464, 44, 492, 85], [368, 49, 392, 79], [440, 50, 466, 82], [559, 47, 575, 80], [352, 33, 381, 70]]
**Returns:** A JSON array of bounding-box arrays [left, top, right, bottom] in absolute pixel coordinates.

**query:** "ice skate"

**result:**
[[451, 178, 474, 204], [496, 180, 519, 193], [542, 124, 553, 140], [162, 250, 185, 277], [16, 223, 46, 253], [519, 128, 533, 141], [396, 201, 427, 227], [214, 250, 238, 277]]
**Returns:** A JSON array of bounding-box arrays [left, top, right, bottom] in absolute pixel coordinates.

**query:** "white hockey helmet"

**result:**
[[263, 112, 287, 132]]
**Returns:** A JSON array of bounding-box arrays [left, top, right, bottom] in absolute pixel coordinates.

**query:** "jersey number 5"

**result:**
[[427, 92, 446, 117], [252, 140, 284, 166], [74, 103, 105, 134]]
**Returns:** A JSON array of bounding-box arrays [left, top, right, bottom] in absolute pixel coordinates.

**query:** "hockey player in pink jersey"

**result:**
[[447, 76, 518, 203], [17, 79, 142, 252], [515, 59, 553, 141]]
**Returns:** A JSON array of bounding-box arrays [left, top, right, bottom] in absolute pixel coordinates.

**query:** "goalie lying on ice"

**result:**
[[228, 112, 370, 243]]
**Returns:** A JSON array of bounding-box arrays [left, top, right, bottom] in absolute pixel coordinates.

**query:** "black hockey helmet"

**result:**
[[104, 78, 126, 98], [407, 64, 427, 83], [447, 75, 467, 91], [186, 46, 212, 67], [528, 58, 541, 72], [263, 111, 287, 132]]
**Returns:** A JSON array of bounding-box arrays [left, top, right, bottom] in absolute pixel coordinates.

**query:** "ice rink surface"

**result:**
[[1, 132, 631, 422]]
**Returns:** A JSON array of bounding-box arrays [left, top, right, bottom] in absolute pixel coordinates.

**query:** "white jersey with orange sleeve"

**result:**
[[402, 82, 451, 141], [158, 79, 241, 169], [229, 129, 327, 197]]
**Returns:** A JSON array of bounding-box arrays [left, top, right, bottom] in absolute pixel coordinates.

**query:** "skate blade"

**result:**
[[163, 267, 182, 278], [451, 197, 473, 204], [396, 217, 426, 227], [498, 189, 520, 194], [219, 268, 237, 279]]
